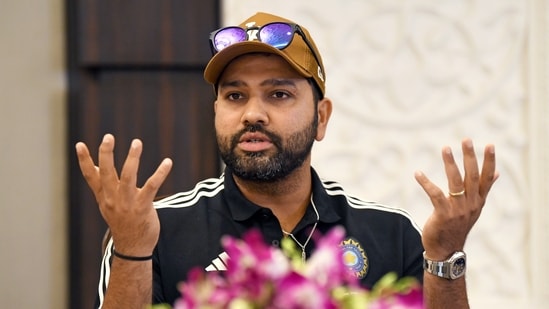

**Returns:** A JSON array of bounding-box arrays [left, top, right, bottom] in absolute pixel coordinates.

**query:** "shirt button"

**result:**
[[271, 240, 280, 247]]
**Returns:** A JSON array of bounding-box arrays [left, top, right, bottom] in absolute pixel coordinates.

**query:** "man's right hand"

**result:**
[[75, 133, 173, 257]]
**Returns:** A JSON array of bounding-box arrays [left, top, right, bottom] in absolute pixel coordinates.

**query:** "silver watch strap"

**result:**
[[423, 256, 450, 279], [423, 251, 466, 280]]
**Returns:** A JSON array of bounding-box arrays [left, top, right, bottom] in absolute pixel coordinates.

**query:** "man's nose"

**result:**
[[240, 97, 269, 126]]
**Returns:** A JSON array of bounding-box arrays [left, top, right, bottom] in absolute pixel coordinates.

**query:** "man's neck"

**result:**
[[232, 164, 313, 232]]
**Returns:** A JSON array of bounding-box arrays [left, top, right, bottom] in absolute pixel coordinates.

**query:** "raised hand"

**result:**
[[414, 138, 498, 258], [75, 134, 173, 257]]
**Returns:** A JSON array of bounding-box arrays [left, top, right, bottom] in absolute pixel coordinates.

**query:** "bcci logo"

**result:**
[[340, 237, 368, 279]]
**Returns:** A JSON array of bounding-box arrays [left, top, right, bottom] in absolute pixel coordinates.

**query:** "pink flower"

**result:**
[[369, 287, 424, 309], [270, 272, 338, 309], [223, 229, 291, 283], [170, 227, 424, 309], [174, 268, 233, 308], [368, 273, 424, 309], [304, 226, 358, 290]]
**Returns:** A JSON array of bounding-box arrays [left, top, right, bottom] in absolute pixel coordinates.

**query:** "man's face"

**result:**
[[214, 53, 319, 182]]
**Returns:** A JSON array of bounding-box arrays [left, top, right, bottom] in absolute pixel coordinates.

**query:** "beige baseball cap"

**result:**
[[204, 12, 326, 97]]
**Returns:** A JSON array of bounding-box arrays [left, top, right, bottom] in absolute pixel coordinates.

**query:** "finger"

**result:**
[[462, 138, 480, 197], [119, 139, 143, 196], [141, 158, 173, 201], [75, 142, 101, 193], [441, 145, 464, 196], [478, 144, 497, 198], [98, 134, 120, 198], [414, 171, 447, 210]]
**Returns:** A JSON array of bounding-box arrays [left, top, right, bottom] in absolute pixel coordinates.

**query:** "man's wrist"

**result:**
[[113, 249, 153, 261], [423, 251, 467, 280]]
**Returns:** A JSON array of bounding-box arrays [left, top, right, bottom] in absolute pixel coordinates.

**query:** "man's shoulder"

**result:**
[[316, 177, 388, 210], [317, 177, 420, 229]]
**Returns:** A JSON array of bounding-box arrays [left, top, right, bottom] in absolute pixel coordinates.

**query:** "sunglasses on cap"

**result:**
[[209, 22, 322, 69]]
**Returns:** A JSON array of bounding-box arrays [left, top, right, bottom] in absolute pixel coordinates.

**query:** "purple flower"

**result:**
[[270, 272, 338, 309], [303, 226, 358, 290], [223, 229, 291, 284], [368, 274, 424, 309], [369, 287, 424, 309], [174, 268, 233, 308], [170, 227, 423, 309]]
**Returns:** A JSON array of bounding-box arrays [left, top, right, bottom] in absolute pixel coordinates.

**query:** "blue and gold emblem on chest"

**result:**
[[340, 237, 368, 279]]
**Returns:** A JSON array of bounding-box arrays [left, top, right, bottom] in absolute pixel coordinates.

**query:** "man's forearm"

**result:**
[[423, 273, 469, 309], [101, 258, 153, 309]]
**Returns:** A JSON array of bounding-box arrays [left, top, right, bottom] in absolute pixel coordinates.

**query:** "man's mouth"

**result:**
[[238, 133, 273, 152]]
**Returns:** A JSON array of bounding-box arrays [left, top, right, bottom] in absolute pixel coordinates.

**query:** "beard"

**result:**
[[217, 115, 318, 182]]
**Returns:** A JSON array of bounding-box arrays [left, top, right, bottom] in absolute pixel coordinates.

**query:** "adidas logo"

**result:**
[[205, 251, 230, 272]]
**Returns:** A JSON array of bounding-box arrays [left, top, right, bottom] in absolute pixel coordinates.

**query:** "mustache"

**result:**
[[230, 124, 282, 149]]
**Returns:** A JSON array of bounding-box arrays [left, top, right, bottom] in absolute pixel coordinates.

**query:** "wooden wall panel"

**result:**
[[73, 70, 218, 194], [67, 1, 220, 307], [78, 1, 216, 64]]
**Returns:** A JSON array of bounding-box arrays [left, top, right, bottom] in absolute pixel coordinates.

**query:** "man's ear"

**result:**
[[315, 97, 332, 141]]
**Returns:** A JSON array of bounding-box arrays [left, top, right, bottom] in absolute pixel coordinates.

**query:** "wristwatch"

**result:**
[[423, 251, 466, 280]]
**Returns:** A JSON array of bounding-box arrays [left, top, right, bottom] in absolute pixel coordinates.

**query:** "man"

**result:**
[[76, 12, 498, 309]]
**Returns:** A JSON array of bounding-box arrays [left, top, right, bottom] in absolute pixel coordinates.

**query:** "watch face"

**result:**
[[451, 257, 466, 277]]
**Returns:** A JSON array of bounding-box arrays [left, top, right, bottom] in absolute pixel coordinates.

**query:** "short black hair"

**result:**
[[307, 78, 322, 104]]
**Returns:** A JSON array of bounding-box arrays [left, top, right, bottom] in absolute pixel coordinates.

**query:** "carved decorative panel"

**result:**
[[224, 0, 548, 307]]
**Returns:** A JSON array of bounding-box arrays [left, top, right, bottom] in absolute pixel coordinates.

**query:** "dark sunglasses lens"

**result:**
[[213, 27, 247, 52], [259, 23, 293, 49]]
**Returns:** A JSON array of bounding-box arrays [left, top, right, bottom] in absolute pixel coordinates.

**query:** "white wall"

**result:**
[[223, 0, 549, 307], [0, 0, 66, 308]]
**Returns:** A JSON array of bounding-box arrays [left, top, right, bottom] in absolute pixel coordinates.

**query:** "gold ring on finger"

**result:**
[[449, 190, 465, 197]]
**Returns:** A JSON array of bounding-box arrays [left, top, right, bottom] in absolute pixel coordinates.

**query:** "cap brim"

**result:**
[[204, 41, 313, 85]]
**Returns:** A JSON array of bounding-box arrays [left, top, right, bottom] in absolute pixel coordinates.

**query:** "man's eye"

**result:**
[[227, 93, 242, 100], [271, 91, 289, 99]]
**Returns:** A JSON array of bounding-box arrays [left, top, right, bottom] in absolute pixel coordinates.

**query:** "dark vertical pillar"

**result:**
[[66, 1, 220, 307]]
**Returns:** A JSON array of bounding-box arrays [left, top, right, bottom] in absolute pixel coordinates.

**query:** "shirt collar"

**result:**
[[223, 167, 341, 224]]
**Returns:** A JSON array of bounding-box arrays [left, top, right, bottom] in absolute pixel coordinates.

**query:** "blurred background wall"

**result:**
[[0, 0, 547, 308], [221, 0, 549, 307], [0, 0, 66, 308]]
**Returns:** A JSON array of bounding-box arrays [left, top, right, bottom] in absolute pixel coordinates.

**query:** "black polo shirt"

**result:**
[[97, 167, 423, 307]]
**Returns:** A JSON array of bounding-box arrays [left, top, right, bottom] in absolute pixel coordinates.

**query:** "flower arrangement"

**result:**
[[152, 227, 423, 309]]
